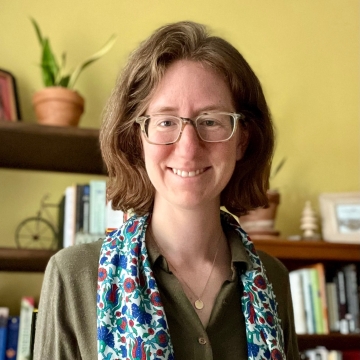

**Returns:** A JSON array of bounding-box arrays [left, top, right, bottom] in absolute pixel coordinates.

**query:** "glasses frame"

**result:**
[[135, 112, 244, 145]]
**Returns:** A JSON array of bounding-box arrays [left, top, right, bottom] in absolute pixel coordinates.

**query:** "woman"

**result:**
[[34, 21, 299, 359]]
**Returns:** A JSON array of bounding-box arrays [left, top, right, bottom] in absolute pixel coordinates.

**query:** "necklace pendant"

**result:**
[[194, 299, 204, 310]]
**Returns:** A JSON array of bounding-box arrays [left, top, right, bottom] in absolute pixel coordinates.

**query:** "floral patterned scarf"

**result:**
[[97, 212, 286, 359]]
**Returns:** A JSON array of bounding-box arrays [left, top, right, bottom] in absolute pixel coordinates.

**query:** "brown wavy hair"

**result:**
[[100, 21, 274, 216]]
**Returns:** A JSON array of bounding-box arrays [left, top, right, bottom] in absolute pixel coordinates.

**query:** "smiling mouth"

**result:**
[[171, 168, 206, 178]]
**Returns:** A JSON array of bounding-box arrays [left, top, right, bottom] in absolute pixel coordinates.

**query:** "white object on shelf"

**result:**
[[300, 201, 320, 240]]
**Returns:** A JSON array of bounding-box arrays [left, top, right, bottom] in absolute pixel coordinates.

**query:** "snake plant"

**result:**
[[31, 18, 116, 89]]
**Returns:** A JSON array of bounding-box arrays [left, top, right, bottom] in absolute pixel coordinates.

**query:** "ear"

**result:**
[[236, 129, 249, 161]]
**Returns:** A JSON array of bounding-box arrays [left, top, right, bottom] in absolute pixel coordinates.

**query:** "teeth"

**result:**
[[172, 168, 204, 178]]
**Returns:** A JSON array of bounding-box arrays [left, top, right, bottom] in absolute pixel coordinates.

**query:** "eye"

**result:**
[[203, 119, 217, 127], [150, 116, 179, 131], [158, 120, 176, 127], [198, 117, 222, 128]]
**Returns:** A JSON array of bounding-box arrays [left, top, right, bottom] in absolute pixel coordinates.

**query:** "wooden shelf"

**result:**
[[0, 121, 106, 174], [253, 239, 360, 261], [297, 334, 360, 351], [2, 240, 359, 273], [253, 239, 360, 270], [0, 247, 56, 272]]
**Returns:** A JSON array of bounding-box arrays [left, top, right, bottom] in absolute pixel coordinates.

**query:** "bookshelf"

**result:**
[[0, 121, 105, 174], [0, 121, 359, 352]]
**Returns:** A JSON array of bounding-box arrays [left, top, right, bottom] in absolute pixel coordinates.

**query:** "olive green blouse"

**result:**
[[33, 226, 299, 359]]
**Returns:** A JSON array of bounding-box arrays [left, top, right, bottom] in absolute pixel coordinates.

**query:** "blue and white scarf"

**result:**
[[97, 212, 285, 359]]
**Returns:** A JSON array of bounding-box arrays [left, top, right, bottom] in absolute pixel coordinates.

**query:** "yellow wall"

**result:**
[[0, 1, 359, 313]]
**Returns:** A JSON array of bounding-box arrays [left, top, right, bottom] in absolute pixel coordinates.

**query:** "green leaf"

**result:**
[[271, 157, 286, 179], [40, 64, 55, 87], [67, 34, 116, 89], [61, 52, 67, 69], [41, 39, 59, 86], [58, 75, 71, 87], [30, 18, 44, 46]]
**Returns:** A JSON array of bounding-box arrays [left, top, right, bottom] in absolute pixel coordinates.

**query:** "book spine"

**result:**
[[63, 185, 76, 248], [335, 269, 349, 334], [105, 199, 124, 233], [300, 269, 315, 334], [16, 297, 34, 360], [309, 268, 323, 334], [0, 308, 9, 360], [315, 264, 329, 334], [74, 184, 86, 245], [82, 185, 90, 234], [343, 263, 360, 333], [75, 184, 85, 234], [289, 270, 307, 334], [29, 310, 38, 360], [326, 282, 340, 332], [56, 195, 65, 250], [5, 316, 19, 360], [89, 180, 106, 235]]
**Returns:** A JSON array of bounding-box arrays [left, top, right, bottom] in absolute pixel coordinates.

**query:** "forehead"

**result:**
[[146, 60, 234, 114]]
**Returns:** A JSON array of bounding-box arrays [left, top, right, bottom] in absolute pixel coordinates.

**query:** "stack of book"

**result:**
[[289, 262, 360, 335], [59, 180, 125, 248], [0, 297, 35, 360]]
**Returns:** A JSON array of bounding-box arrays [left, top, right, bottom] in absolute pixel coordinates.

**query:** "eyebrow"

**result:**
[[150, 105, 230, 114]]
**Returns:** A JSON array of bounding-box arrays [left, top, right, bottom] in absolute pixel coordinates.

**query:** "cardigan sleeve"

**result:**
[[33, 240, 101, 360], [33, 255, 81, 359]]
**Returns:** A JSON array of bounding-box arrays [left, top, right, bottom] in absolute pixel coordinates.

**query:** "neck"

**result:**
[[149, 199, 225, 265]]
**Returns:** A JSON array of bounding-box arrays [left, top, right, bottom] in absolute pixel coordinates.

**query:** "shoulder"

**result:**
[[48, 239, 103, 275], [257, 250, 289, 283]]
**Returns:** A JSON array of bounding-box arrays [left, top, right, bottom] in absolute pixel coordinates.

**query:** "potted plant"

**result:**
[[239, 158, 286, 238], [31, 18, 116, 127]]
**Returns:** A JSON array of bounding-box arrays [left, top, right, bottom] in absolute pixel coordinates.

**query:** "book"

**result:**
[[289, 269, 307, 334], [0, 308, 9, 360], [63, 185, 76, 248], [328, 351, 342, 360], [307, 263, 329, 334], [335, 269, 349, 334], [304, 347, 329, 360], [56, 195, 65, 250], [326, 282, 340, 332], [308, 267, 323, 334], [5, 317, 19, 360], [16, 297, 35, 360], [82, 185, 90, 234], [29, 310, 37, 360], [75, 184, 85, 234], [74, 184, 87, 245], [105, 199, 124, 233], [343, 263, 359, 333], [89, 180, 106, 235], [299, 268, 315, 334]]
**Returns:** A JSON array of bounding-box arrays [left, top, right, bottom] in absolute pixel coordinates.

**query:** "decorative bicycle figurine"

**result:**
[[15, 194, 59, 250]]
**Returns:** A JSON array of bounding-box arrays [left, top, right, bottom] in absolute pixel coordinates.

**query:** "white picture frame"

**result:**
[[319, 192, 360, 244]]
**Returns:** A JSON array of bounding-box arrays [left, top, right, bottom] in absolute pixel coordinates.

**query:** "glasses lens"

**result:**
[[196, 114, 235, 142], [146, 115, 181, 144]]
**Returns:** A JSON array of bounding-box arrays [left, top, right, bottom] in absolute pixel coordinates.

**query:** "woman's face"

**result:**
[[141, 60, 247, 211]]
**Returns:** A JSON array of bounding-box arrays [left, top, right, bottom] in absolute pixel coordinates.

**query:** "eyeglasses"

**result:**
[[135, 112, 244, 145]]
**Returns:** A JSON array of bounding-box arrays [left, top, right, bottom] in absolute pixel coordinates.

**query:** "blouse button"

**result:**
[[198, 337, 207, 345]]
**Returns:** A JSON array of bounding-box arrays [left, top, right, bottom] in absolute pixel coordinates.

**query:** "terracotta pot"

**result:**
[[239, 190, 281, 238], [33, 87, 84, 127]]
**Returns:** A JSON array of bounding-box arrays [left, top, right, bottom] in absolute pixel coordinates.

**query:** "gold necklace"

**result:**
[[152, 231, 222, 311]]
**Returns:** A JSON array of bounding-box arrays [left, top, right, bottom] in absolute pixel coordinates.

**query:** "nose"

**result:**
[[180, 119, 201, 142], [175, 119, 203, 156]]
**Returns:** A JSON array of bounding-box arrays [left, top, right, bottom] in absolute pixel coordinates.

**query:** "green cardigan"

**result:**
[[33, 227, 299, 359]]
